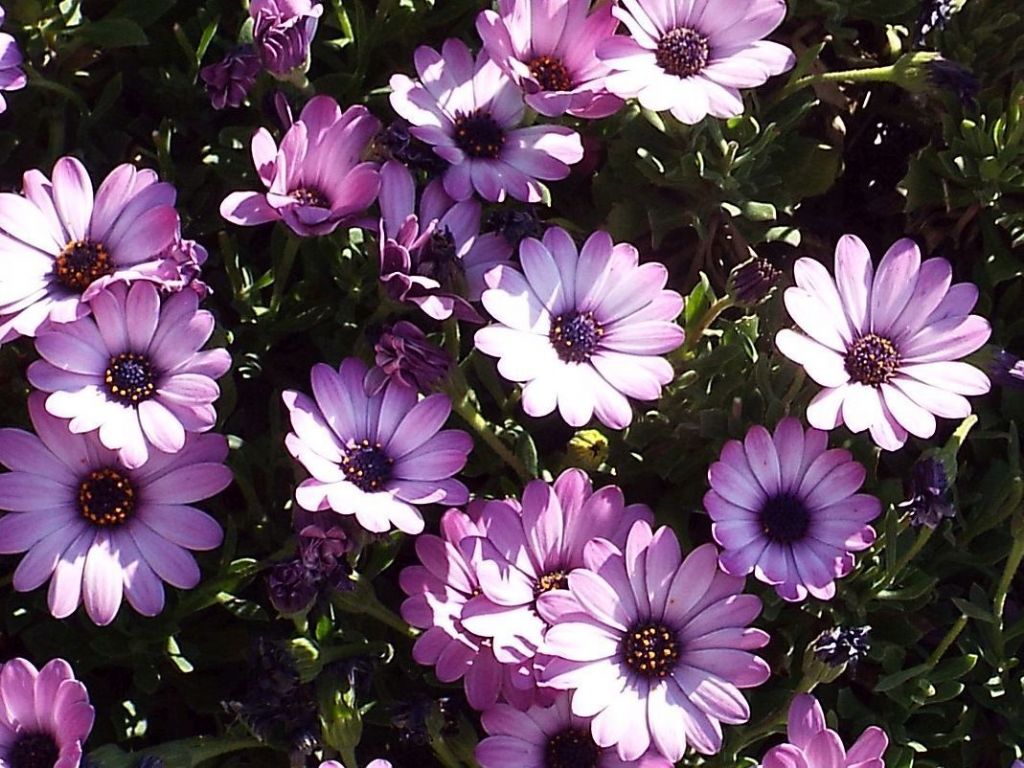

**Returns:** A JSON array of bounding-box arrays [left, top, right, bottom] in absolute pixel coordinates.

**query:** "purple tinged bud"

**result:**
[[251, 0, 323, 78], [297, 525, 353, 594], [727, 254, 782, 307], [811, 625, 871, 668], [200, 46, 260, 110], [376, 119, 449, 177], [991, 350, 1024, 389], [267, 559, 318, 616], [366, 321, 452, 395], [899, 456, 956, 529]]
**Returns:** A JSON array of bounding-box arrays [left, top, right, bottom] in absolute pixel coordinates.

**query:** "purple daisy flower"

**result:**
[[366, 320, 452, 395], [0, 157, 182, 344], [389, 38, 584, 203], [538, 521, 770, 761], [27, 281, 232, 470], [776, 235, 992, 451], [704, 417, 882, 602], [251, 0, 323, 78], [0, 5, 26, 114], [762, 694, 888, 768], [320, 761, 391, 768], [282, 357, 472, 535], [475, 226, 684, 429], [221, 96, 381, 237], [460, 468, 652, 666], [0, 657, 95, 768], [378, 160, 512, 321], [401, 508, 540, 711], [476, 0, 624, 119], [0, 393, 231, 625], [476, 692, 673, 768], [597, 0, 795, 124]]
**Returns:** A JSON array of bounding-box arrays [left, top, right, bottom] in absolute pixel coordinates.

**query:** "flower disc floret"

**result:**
[[655, 27, 710, 78], [78, 468, 136, 527], [55, 240, 113, 292]]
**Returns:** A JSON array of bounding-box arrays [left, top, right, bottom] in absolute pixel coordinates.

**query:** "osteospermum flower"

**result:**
[[704, 418, 881, 602], [401, 508, 540, 711], [597, 0, 795, 124], [539, 521, 770, 761], [0, 156, 181, 343], [460, 468, 652, 664], [28, 281, 232, 469], [476, 0, 623, 119], [0, 5, 26, 113], [761, 694, 888, 768], [378, 160, 512, 321], [776, 235, 992, 451], [475, 226, 684, 429], [320, 761, 392, 768], [476, 693, 673, 768], [251, 0, 323, 78], [389, 38, 584, 203], [0, 393, 231, 625], [221, 96, 381, 237], [283, 357, 471, 535], [0, 657, 95, 768]]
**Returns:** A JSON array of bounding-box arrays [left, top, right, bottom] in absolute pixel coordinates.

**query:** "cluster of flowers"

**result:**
[[0, 154, 233, 758], [0, 0, 1015, 765]]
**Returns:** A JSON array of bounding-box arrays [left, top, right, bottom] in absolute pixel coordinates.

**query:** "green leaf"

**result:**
[[77, 18, 149, 48]]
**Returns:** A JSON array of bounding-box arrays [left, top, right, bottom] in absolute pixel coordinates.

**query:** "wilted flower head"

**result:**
[[728, 254, 782, 307], [915, 0, 960, 45], [811, 625, 872, 668], [376, 119, 449, 177], [597, 0, 795, 124], [892, 52, 979, 105], [0, 657, 95, 768], [0, 157, 183, 343], [898, 456, 956, 529], [476, 225, 684, 429], [0, 393, 231, 625], [705, 418, 881, 602], [267, 557, 318, 616], [377, 160, 512, 321], [200, 46, 261, 109], [761, 694, 888, 768], [366, 320, 452, 394], [251, 0, 323, 78], [485, 206, 545, 249], [221, 96, 381, 237], [990, 350, 1024, 389], [476, 0, 624, 119], [776, 235, 991, 451], [283, 357, 471, 535], [390, 38, 584, 202], [0, 5, 26, 113], [157, 236, 211, 299]]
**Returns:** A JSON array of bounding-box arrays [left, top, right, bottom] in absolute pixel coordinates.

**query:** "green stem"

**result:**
[[730, 673, 818, 755], [333, 574, 418, 639], [994, 517, 1024, 623], [780, 64, 898, 99], [682, 296, 736, 354], [781, 368, 806, 409], [450, 386, 532, 482], [270, 235, 302, 313], [924, 615, 968, 670], [884, 525, 934, 589]]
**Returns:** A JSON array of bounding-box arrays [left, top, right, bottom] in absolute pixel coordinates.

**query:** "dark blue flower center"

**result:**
[[844, 333, 901, 386], [9, 732, 60, 768], [529, 55, 573, 92], [78, 467, 136, 527], [656, 26, 710, 78], [105, 353, 157, 405], [341, 440, 393, 492], [54, 239, 114, 292], [291, 186, 329, 208], [622, 622, 680, 678], [760, 492, 810, 543], [545, 727, 600, 768], [453, 110, 505, 159], [550, 311, 603, 363]]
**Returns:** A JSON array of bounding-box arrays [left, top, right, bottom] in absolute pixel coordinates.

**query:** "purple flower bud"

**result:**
[[811, 625, 871, 668], [485, 207, 545, 250], [366, 321, 452, 394], [251, 0, 323, 78], [297, 525, 353, 594], [991, 350, 1024, 389], [200, 46, 260, 110], [156, 238, 211, 299], [267, 558, 318, 616], [727, 254, 782, 307], [376, 119, 449, 177], [899, 456, 956, 529]]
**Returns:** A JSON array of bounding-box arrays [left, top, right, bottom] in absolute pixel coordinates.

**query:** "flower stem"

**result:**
[[333, 573, 418, 639], [780, 65, 898, 99], [449, 386, 532, 482], [270, 234, 302, 313], [883, 525, 934, 589], [682, 296, 736, 355], [728, 672, 818, 756], [924, 614, 968, 670], [994, 513, 1024, 623]]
